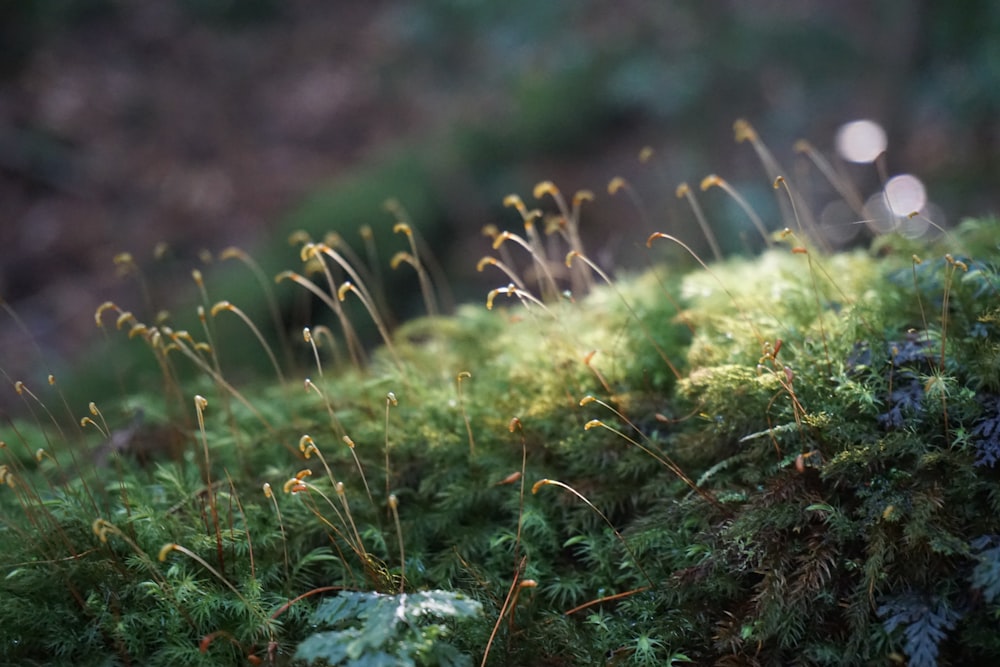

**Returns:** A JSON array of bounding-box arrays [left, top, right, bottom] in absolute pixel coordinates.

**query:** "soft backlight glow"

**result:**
[[835, 119, 887, 163]]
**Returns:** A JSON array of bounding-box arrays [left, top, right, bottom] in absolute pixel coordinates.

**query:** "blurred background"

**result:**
[[1, 0, 999, 404]]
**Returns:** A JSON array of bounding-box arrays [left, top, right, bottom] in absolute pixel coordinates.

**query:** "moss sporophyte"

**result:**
[[2, 119, 1000, 665]]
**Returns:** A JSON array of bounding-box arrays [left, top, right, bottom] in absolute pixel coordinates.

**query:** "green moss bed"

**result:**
[[2, 168, 1000, 666]]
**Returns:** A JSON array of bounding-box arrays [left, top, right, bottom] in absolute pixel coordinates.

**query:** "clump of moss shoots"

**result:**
[[2, 121, 1000, 666]]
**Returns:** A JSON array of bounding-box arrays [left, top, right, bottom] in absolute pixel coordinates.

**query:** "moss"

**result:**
[[3, 144, 1000, 665]]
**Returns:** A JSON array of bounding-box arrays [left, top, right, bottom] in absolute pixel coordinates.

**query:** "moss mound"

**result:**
[[2, 181, 999, 666]]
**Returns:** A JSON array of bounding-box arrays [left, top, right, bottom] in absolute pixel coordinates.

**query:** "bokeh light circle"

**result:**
[[900, 202, 946, 240], [862, 193, 898, 235], [835, 119, 887, 163], [818, 199, 863, 245], [884, 174, 927, 216]]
